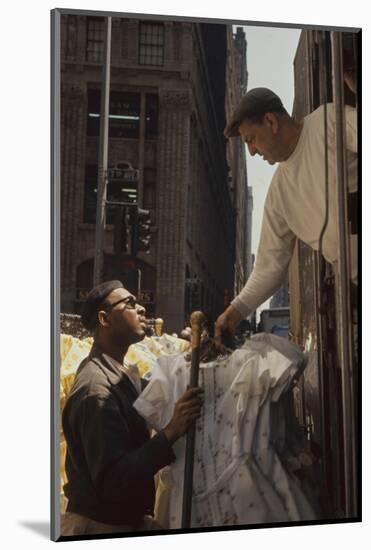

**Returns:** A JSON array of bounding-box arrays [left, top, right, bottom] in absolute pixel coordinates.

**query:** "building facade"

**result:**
[[225, 27, 249, 298], [60, 15, 250, 332]]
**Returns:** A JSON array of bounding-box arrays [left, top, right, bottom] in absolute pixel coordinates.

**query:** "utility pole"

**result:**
[[93, 16, 112, 286]]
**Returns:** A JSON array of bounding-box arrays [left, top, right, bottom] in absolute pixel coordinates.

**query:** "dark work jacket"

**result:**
[[62, 344, 175, 526]]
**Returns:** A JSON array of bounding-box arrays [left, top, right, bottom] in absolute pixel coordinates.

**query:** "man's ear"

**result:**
[[97, 309, 110, 327], [264, 112, 279, 134]]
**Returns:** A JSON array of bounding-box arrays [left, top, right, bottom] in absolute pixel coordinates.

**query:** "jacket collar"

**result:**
[[88, 343, 139, 396]]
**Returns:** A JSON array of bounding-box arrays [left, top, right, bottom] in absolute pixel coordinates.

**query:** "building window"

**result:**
[[83, 165, 99, 224], [143, 168, 156, 210], [87, 90, 140, 139], [84, 165, 117, 224], [110, 91, 140, 138], [86, 17, 105, 63], [145, 94, 159, 138], [83, 165, 139, 224], [139, 23, 164, 66], [87, 90, 100, 136]]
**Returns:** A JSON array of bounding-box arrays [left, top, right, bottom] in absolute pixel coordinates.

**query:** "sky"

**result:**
[[240, 25, 301, 314]]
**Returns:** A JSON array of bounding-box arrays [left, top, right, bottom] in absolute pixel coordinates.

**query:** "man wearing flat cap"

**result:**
[[215, 86, 357, 345], [61, 280, 203, 536]]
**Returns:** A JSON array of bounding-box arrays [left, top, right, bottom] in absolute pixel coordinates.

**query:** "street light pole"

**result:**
[[93, 16, 112, 286]]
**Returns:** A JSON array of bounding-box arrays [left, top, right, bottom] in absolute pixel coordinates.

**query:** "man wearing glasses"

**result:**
[[61, 280, 203, 536]]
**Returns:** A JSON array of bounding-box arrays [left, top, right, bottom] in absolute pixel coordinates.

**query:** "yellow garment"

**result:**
[[60, 335, 93, 509], [126, 335, 190, 375], [60, 335, 92, 404]]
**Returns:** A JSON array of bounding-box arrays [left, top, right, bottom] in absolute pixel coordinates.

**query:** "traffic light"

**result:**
[[131, 207, 151, 256], [113, 205, 129, 255]]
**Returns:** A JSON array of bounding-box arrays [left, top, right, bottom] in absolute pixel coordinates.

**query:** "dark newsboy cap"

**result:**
[[224, 87, 285, 138], [81, 280, 124, 330]]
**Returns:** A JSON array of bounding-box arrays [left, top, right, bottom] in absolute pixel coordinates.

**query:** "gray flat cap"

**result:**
[[224, 87, 284, 138]]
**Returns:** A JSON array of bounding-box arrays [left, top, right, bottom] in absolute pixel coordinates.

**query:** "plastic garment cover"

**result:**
[[134, 333, 317, 528]]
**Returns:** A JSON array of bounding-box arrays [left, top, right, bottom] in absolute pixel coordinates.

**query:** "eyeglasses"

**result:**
[[104, 296, 138, 312]]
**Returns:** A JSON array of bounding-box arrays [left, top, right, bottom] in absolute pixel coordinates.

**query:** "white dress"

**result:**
[[134, 334, 316, 528]]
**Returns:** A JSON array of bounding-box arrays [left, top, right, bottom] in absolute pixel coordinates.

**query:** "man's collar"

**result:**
[[89, 342, 142, 394]]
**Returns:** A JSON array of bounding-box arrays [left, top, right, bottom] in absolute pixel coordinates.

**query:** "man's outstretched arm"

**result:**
[[214, 181, 296, 348]]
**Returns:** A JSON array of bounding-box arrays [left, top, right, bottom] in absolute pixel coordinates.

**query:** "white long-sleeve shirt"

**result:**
[[232, 103, 357, 318]]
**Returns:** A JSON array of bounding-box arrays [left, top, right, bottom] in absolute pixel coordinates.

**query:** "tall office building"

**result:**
[[60, 15, 250, 332]]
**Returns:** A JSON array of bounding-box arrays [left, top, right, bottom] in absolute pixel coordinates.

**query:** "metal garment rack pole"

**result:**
[[181, 311, 205, 529], [310, 29, 325, 501], [313, 30, 337, 511], [93, 16, 112, 286], [331, 31, 357, 517]]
